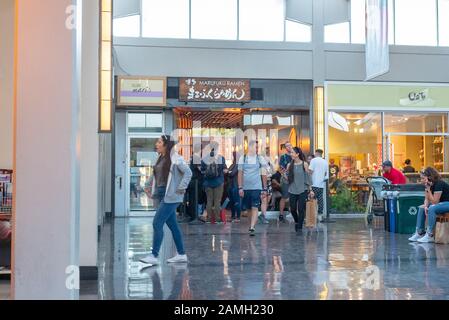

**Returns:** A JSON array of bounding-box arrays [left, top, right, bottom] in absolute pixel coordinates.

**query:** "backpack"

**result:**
[[205, 158, 220, 179]]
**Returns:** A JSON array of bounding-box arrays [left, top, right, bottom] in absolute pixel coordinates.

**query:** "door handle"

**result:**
[[116, 176, 123, 190]]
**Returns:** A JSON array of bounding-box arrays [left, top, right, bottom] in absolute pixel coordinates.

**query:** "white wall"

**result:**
[[114, 37, 449, 83], [0, 0, 14, 169], [80, 0, 99, 268], [114, 38, 314, 79], [13, 0, 81, 299], [325, 44, 449, 82]]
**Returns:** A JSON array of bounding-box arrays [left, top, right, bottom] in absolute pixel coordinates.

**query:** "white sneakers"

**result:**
[[139, 254, 159, 265], [408, 233, 422, 242], [140, 253, 189, 267], [417, 233, 435, 243], [167, 254, 189, 264], [408, 232, 435, 243]]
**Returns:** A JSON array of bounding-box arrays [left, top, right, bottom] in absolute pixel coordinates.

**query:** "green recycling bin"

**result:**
[[396, 195, 425, 234]]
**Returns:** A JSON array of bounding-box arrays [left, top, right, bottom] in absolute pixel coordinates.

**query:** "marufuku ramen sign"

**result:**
[[117, 76, 167, 107], [179, 78, 251, 103]]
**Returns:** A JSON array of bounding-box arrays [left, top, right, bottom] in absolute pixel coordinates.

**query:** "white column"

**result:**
[[13, 0, 81, 299], [79, 0, 99, 274], [0, 0, 14, 169], [312, 0, 326, 86]]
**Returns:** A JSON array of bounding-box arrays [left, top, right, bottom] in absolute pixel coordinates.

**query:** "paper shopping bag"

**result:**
[[435, 221, 449, 244], [305, 199, 318, 228]]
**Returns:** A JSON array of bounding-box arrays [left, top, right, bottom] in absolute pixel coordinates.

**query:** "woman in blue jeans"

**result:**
[[141, 135, 192, 265], [409, 167, 449, 243]]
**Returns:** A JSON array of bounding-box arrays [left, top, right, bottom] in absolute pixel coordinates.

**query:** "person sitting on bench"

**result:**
[[409, 167, 449, 243]]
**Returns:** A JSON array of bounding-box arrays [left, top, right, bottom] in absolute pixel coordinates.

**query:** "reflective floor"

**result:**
[[81, 217, 449, 300], [0, 281, 8, 300]]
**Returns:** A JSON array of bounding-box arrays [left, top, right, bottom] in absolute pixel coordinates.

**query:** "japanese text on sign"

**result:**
[[179, 78, 251, 103]]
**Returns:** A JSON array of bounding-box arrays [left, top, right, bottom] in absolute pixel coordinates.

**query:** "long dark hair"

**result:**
[[288, 147, 306, 184], [155, 135, 175, 182], [422, 167, 441, 184]]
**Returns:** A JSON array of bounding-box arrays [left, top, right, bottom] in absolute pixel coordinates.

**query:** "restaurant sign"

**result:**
[[399, 89, 435, 107], [179, 78, 251, 103], [117, 76, 167, 107]]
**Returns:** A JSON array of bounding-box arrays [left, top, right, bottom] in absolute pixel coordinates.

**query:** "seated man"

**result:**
[[409, 167, 449, 243], [382, 160, 406, 185]]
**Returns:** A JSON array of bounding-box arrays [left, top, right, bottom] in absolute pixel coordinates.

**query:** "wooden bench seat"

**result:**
[[437, 213, 449, 223]]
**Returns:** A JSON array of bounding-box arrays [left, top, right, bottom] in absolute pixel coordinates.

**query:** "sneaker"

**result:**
[[259, 215, 270, 224], [408, 233, 422, 242], [295, 224, 302, 233], [139, 254, 159, 265], [417, 233, 435, 243], [249, 228, 256, 237], [167, 254, 189, 264]]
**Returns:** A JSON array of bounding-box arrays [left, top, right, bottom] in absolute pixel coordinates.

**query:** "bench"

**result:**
[[437, 213, 449, 223]]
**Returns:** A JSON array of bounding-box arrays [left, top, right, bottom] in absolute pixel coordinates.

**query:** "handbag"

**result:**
[[435, 221, 449, 244], [305, 199, 318, 228]]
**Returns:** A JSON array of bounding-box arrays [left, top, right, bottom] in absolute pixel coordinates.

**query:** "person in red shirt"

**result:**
[[382, 160, 406, 184]]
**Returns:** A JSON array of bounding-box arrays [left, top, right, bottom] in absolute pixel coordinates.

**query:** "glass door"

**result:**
[[127, 135, 160, 215], [384, 113, 449, 173]]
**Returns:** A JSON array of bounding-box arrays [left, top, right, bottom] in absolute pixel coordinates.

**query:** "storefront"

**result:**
[[325, 82, 449, 199], [113, 76, 313, 216]]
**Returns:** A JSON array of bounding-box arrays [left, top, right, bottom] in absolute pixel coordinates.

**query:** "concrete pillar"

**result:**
[[0, 0, 14, 170], [312, 0, 326, 86], [13, 0, 81, 299], [79, 0, 99, 278]]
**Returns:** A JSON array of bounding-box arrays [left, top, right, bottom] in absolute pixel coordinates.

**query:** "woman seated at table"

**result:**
[[409, 167, 449, 243]]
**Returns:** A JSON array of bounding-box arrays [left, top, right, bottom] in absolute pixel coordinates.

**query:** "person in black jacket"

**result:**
[[403, 159, 416, 173], [227, 152, 241, 223], [187, 143, 206, 224]]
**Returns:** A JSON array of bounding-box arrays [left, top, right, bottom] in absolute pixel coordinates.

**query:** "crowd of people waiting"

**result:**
[[177, 140, 329, 234]]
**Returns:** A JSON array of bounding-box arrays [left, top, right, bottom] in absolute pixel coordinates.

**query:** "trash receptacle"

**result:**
[[382, 189, 399, 232], [382, 184, 425, 234]]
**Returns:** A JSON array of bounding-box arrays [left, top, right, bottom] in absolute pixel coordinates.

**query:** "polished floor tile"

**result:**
[[0, 281, 9, 300], [81, 217, 449, 300]]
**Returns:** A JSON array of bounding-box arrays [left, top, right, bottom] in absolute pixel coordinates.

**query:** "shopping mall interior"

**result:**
[[1, 0, 449, 301]]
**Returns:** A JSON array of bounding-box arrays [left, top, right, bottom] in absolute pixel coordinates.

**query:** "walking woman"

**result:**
[[140, 135, 192, 265], [287, 147, 314, 232]]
